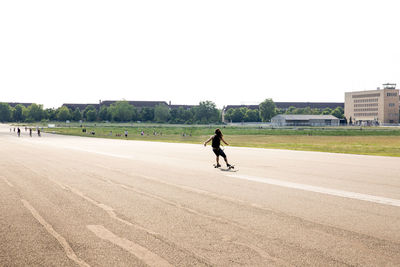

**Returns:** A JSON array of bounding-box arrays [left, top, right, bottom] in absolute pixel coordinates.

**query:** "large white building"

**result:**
[[344, 83, 399, 125]]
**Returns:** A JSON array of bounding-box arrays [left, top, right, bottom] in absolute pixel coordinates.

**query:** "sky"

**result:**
[[1, 0, 399, 109]]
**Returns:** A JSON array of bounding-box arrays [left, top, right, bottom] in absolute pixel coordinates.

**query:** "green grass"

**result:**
[[41, 124, 400, 157]]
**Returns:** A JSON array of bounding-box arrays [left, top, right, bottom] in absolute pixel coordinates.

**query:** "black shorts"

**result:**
[[213, 147, 226, 158]]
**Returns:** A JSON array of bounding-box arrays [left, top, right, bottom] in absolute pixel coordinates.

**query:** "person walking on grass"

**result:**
[[204, 128, 233, 169]]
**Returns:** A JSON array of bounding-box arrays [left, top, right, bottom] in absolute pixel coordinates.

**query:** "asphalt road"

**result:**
[[1, 124, 400, 266]]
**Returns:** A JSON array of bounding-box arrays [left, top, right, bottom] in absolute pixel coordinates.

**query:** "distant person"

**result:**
[[17, 128, 21, 137], [204, 128, 233, 169], [37, 128, 41, 137], [125, 130, 128, 138], [29, 128, 32, 137]]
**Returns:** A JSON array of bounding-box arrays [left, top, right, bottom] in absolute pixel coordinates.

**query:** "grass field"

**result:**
[[40, 124, 400, 157]]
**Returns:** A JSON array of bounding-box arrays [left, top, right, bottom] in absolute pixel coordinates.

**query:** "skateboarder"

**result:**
[[204, 128, 233, 169]]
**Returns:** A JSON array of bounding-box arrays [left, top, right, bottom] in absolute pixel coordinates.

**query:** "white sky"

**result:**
[[1, 0, 399, 109]]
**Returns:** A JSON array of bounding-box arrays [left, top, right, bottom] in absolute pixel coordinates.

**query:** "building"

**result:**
[[5, 102, 33, 108], [63, 100, 169, 111], [344, 83, 399, 125], [271, 115, 340, 126], [100, 100, 168, 110]]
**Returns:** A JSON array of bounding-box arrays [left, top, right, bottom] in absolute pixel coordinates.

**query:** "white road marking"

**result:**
[[21, 199, 90, 267], [226, 174, 400, 208], [57, 182, 160, 236], [87, 225, 173, 267], [2, 176, 14, 187]]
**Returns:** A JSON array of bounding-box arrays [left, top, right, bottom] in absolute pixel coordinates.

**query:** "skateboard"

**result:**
[[213, 164, 238, 172]]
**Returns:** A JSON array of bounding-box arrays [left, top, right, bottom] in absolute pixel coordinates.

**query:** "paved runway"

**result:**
[[1, 124, 400, 266]]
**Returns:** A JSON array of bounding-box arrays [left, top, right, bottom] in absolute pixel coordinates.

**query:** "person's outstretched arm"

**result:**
[[221, 136, 229, 146], [204, 136, 213, 146]]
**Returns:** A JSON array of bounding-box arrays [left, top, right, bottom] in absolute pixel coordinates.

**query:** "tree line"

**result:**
[[0, 101, 221, 124], [224, 99, 344, 122], [0, 99, 344, 124]]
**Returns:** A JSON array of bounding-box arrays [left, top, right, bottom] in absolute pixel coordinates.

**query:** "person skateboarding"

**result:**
[[204, 128, 233, 169]]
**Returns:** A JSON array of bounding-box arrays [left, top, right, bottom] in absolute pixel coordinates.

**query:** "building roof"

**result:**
[[224, 105, 259, 110], [4, 102, 33, 108], [272, 114, 339, 120], [63, 103, 99, 110], [169, 104, 196, 109], [275, 102, 344, 109], [100, 100, 168, 108]]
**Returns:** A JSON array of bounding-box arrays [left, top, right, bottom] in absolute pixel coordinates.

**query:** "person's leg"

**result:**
[[223, 156, 230, 166], [219, 149, 230, 167], [216, 156, 220, 166]]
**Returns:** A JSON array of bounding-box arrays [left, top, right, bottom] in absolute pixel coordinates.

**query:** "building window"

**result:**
[[354, 98, 378, 103], [389, 103, 395, 107], [352, 93, 381, 98], [387, 93, 398, 97]]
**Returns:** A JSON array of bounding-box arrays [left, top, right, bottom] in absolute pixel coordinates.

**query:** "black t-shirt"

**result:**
[[212, 134, 221, 148]]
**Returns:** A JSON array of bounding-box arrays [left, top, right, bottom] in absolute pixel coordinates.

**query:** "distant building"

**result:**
[[275, 102, 344, 110], [62, 103, 99, 111], [100, 100, 168, 110], [63, 100, 169, 111], [169, 104, 196, 110], [271, 115, 340, 126], [5, 102, 33, 108], [344, 83, 399, 125]]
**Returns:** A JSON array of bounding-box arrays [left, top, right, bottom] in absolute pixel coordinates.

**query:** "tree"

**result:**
[[154, 103, 170, 123], [45, 108, 57, 121], [285, 106, 296, 114], [194, 101, 219, 123], [169, 108, 180, 123], [259, 99, 276, 122], [86, 110, 97, 121], [12, 104, 25, 122], [231, 107, 246, 122], [98, 106, 110, 121], [140, 107, 154, 122], [0, 103, 11, 122], [331, 106, 344, 119], [182, 108, 194, 124], [26, 104, 44, 122], [108, 101, 135, 122], [72, 108, 82, 121], [83, 105, 97, 120], [223, 108, 233, 122], [57, 106, 71, 121], [244, 109, 260, 122], [176, 107, 194, 124], [311, 108, 321, 115], [322, 107, 332, 115]]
